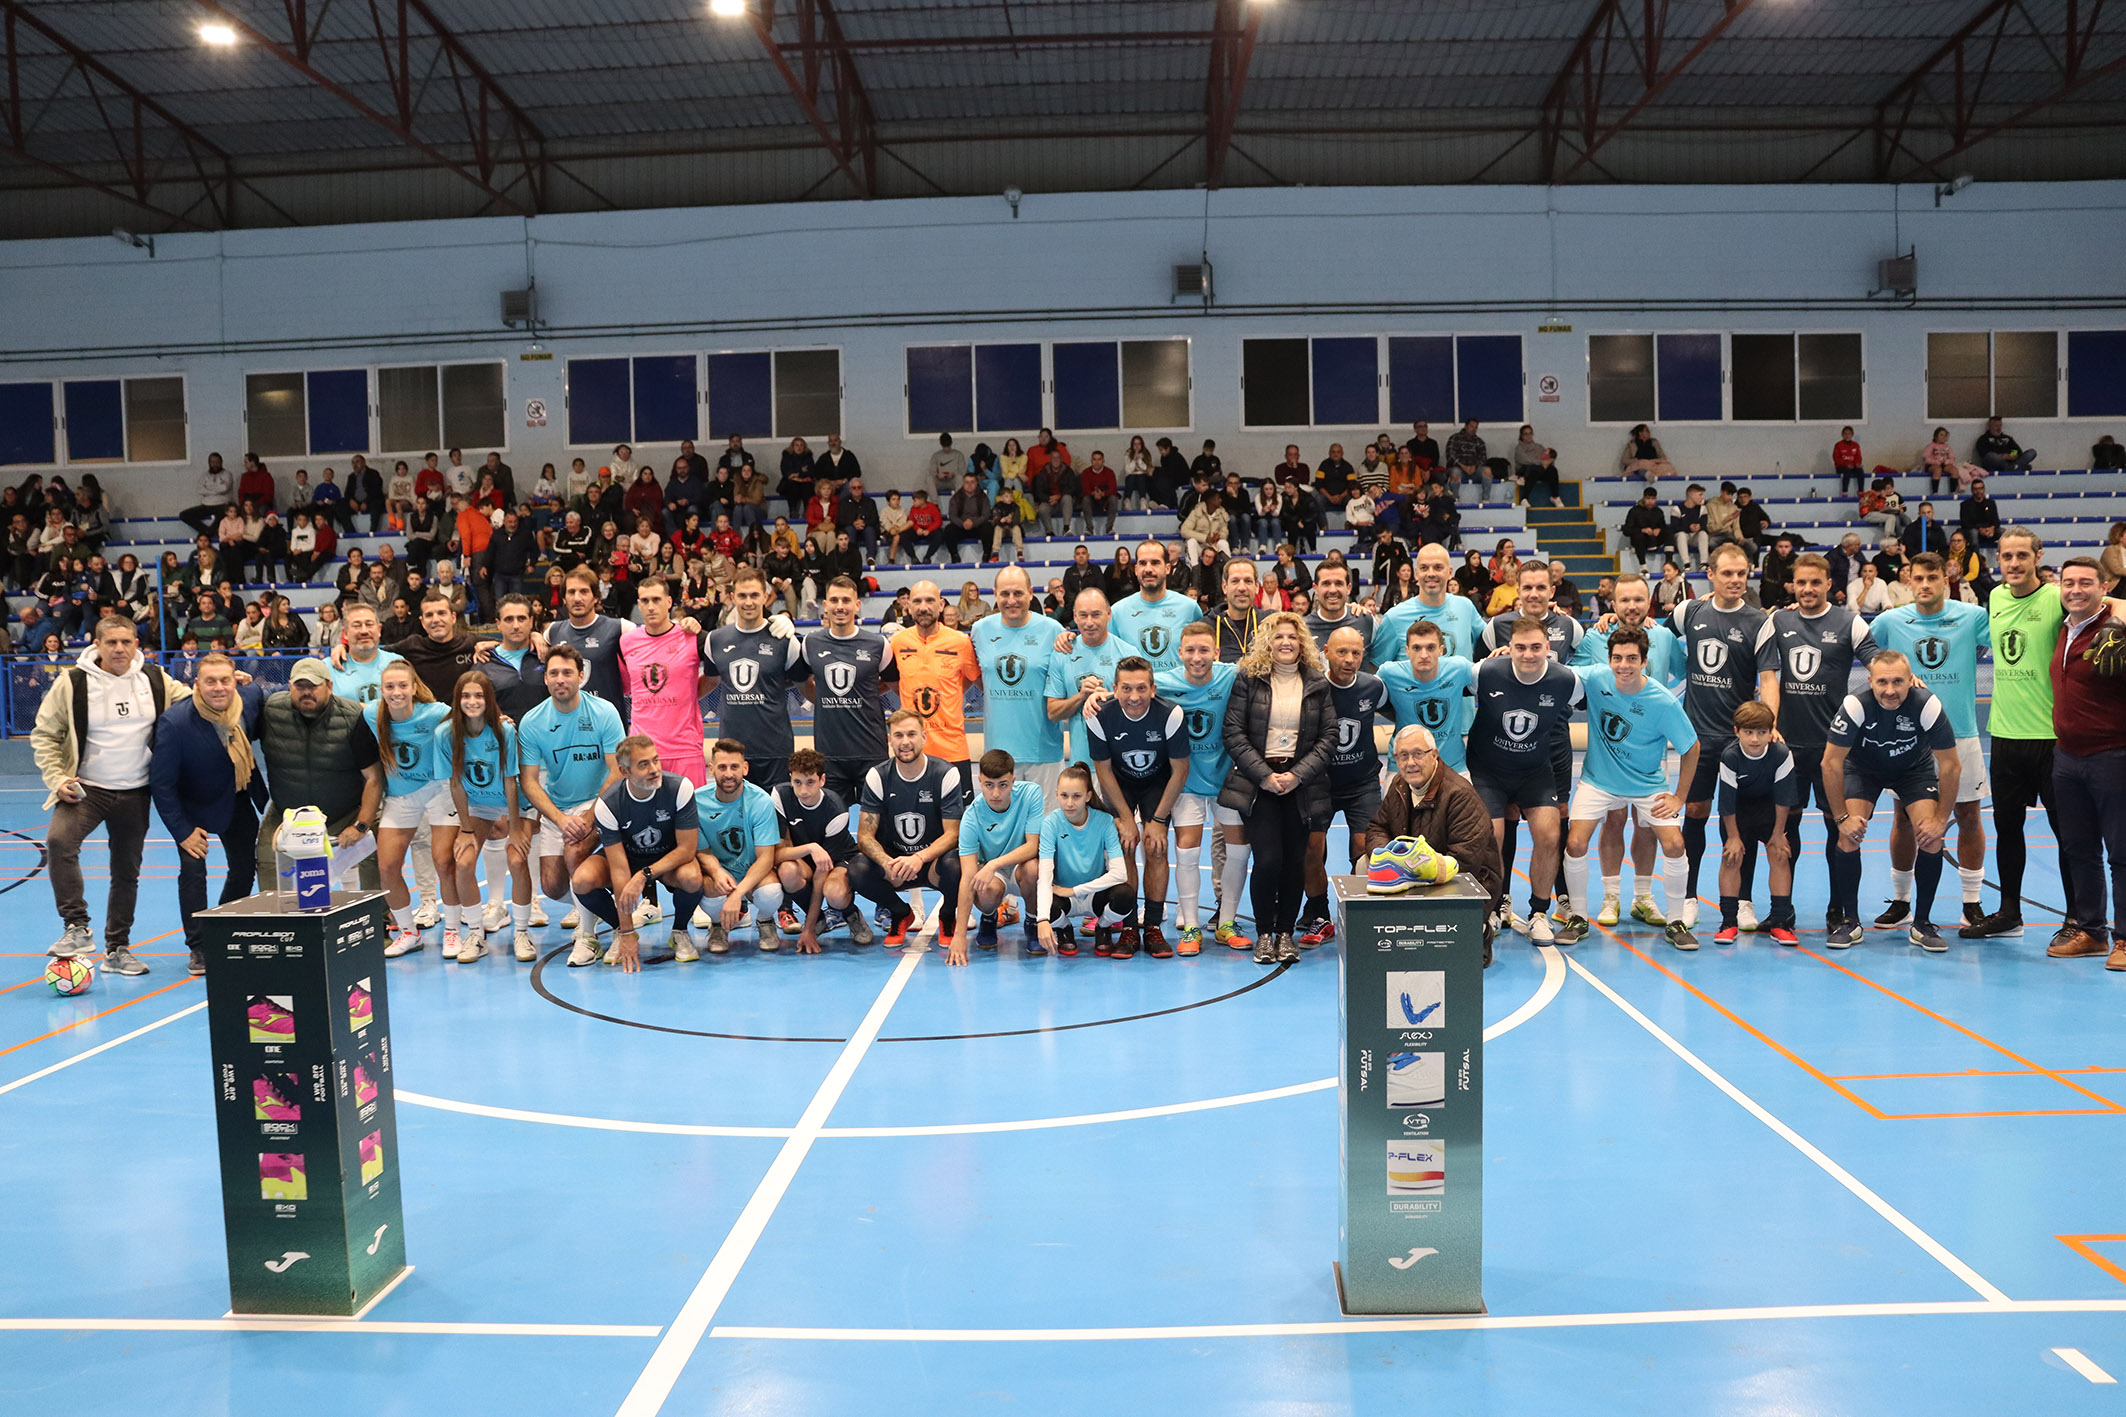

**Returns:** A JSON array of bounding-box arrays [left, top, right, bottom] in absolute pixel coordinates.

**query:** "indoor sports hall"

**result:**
[[4, 4, 2126, 1415]]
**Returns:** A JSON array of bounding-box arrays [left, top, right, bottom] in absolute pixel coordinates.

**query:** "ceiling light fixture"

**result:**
[[708, 0, 746, 17], [199, 22, 238, 46]]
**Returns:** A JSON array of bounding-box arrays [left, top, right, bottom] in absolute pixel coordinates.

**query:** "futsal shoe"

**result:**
[[633, 898, 662, 927], [440, 928, 461, 961], [1093, 926, 1114, 957], [996, 898, 1021, 927], [566, 933, 600, 967], [1630, 898, 1667, 928], [706, 923, 732, 955], [1175, 926, 1203, 957], [1678, 898, 1699, 930], [1144, 926, 1173, 959], [1524, 913, 1554, 944], [673, 929, 701, 964], [777, 904, 804, 936], [882, 914, 912, 948], [2047, 928, 2108, 958], [1768, 925, 1800, 946], [1962, 902, 1986, 929], [483, 901, 509, 932], [757, 914, 781, 952], [1553, 916, 1589, 945], [1053, 926, 1079, 957], [1365, 837, 1430, 894], [1215, 920, 1252, 951], [560, 907, 580, 930], [975, 915, 1000, 951], [386, 928, 424, 958], [1824, 922, 1863, 950], [1713, 924, 1740, 946], [1296, 916, 1335, 948], [846, 909, 875, 946], [1736, 901, 1759, 932], [1253, 933, 1277, 964], [1597, 895, 1622, 926], [1112, 926, 1139, 960], [528, 900, 549, 928], [458, 927, 484, 963], [1909, 922, 1948, 953], [49, 924, 92, 958], [1664, 920, 1700, 952], [514, 932, 536, 962], [413, 902, 440, 930], [1962, 908, 2022, 939], [1873, 899, 1911, 929], [105, 947, 148, 976]]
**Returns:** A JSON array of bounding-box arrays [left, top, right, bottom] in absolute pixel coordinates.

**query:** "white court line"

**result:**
[[0, 1317, 660, 1337], [0, 1001, 206, 1099], [1483, 942, 1565, 1042], [395, 1090, 794, 1138], [1565, 954, 2013, 1305], [822, 1077, 1336, 1138], [708, 1298, 2126, 1344], [2055, 1347, 2119, 1383], [614, 947, 922, 1417]]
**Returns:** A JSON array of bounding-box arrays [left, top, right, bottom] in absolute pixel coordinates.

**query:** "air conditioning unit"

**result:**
[[500, 287, 537, 328], [1173, 262, 1211, 301], [1877, 253, 1917, 297]]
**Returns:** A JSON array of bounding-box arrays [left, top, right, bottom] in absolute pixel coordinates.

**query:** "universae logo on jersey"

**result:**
[[718, 825, 746, 858], [1122, 748, 1161, 774], [1599, 711, 1631, 744], [1139, 625, 1170, 656], [1335, 718, 1364, 752], [1914, 635, 1950, 671], [1187, 708, 1215, 742], [1787, 645, 1821, 681], [894, 810, 926, 842], [2000, 628, 2026, 663], [727, 658, 760, 694], [1502, 708, 1538, 742], [824, 660, 858, 697], [994, 653, 1026, 687], [631, 824, 661, 851], [1696, 638, 1730, 673], [642, 662, 668, 693]]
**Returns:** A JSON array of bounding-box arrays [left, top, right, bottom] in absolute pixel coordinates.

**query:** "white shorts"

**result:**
[[379, 779, 458, 830], [1172, 792, 1244, 830], [1569, 779, 1683, 827], [1017, 759, 1063, 812], [1954, 735, 1989, 805], [536, 799, 598, 855], [462, 801, 510, 824]]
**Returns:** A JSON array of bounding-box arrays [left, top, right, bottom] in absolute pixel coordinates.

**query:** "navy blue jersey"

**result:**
[[860, 756, 964, 856], [547, 614, 629, 709], [1326, 671, 1389, 789], [1766, 606, 1876, 746], [1086, 697, 1191, 783], [1717, 740, 1803, 816], [593, 772, 698, 868], [1827, 685, 1956, 779], [1671, 599, 1775, 742], [1481, 608, 1583, 663], [802, 627, 890, 764], [773, 782, 855, 865], [1466, 658, 1583, 776]]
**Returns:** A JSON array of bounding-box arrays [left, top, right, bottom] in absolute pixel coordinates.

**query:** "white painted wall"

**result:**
[[2, 181, 2122, 516]]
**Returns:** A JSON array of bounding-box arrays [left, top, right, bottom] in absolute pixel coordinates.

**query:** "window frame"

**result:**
[[372, 359, 510, 458], [1236, 333, 1394, 432], [53, 372, 192, 466], [1584, 331, 1727, 427], [2066, 329, 2126, 420], [904, 337, 1195, 437], [1372, 332, 1529, 431], [1925, 328, 2069, 423], [562, 351, 701, 451], [1726, 331, 1868, 426]]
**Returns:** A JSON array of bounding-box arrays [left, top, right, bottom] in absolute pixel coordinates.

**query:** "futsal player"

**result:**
[[771, 748, 872, 954], [619, 576, 712, 786], [948, 749, 1045, 964], [692, 737, 786, 954], [1556, 627, 1700, 952], [1480, 560, 1583, 917], [702, 568, 808, 792], [1715, 701, 1801, 947], [1085, 656, 1192, 958], [1466, 617, 1584, 943], [802, 576, 893, 808], [1036, 764, 1130, 958], [1107, 540, 1202, 675], [970, 567, 1067, 807], [1046, 588, 1140, 766], [1371, 542, 1484, 664], [575, 734, 705, 972], [1573, 571, 1684, 927], [888, 581, 981, 792], [515, 647, 626, 967], [1820, 651, 1961, 952], [1154, 619, 1246, 954], [1378, 619, 1474, 774], [854, 710, 966, 946], [435, 670, 531, 963]]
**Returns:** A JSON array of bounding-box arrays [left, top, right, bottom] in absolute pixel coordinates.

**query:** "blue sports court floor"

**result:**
[[4, 767, 2125, 1415]]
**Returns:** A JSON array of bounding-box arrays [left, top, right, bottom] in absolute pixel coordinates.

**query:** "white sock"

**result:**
[[485, 842, 510, 905], [1602, 875, 1621, 903], [511, 903, 531, 934], [1891, 868, 1914, 902], [390, 905, 412, 930], [1959, 865, 1985, 905], [752, 883, 785, 921], [1176, 845, 1201, 929], [1220, 842, 1251, 925], [441, 903, 461, 930], [1656, 852, 1687, 920], [1563, 851, 1591, 920]]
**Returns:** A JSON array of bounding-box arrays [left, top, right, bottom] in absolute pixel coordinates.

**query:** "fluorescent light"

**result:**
[[199, 22, 238, 46], [708, 0, 746, 16]]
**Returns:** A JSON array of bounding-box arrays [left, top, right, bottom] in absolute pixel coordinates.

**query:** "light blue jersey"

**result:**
[[330, 648, 406, 706], [366, 700, 450, 796], [1373, 593, 1484, 664], [1579, 667, 1698, 797], [1045, 631, 1139, 758], [516, 693, 627, 806], [958, 780, 1046, 864], [1866, 600, 1990, 739], [1377, 657, 1475, 773], [1155, 662, 1240, 798], [432, 720, 519, 811], [1040, 806, 1123, 887], [1109, 590, 1201, 674], [695, 780, 781, 873], [970, 612, 1065, 766], [1574, 619, 1686, 691]]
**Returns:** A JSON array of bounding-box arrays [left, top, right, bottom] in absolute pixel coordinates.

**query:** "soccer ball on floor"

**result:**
[[43, 957, 93, 996], [1366, 836, 1461, 894]]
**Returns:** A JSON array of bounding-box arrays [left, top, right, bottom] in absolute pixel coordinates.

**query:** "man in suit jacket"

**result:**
[[149, 651, 267, 977]]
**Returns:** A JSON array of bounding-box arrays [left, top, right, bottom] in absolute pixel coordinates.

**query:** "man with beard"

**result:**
[[802, 576, 892, 806], [1372, 542, 1484, 664], [971, 566, 1066, 809], [1108, 541, 1202, 675]]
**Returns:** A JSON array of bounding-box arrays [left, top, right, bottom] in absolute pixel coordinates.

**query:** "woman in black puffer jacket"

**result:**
[[1219, 610, 1337, 964]]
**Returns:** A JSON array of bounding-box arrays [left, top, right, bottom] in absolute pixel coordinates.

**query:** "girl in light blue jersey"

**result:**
[[370, 661, 457, 959], [439, 670, 531, 963], [1036, 765, 1128, 958]]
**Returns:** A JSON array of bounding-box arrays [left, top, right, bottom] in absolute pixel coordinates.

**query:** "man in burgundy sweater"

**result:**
[[2048, 556, 2126, 966]]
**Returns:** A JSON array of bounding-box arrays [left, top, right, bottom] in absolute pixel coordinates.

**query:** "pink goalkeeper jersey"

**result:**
[[620, 623, 709, 765]]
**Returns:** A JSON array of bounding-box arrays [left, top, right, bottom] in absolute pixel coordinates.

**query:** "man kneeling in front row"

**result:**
[[574, 734, 706, 972]]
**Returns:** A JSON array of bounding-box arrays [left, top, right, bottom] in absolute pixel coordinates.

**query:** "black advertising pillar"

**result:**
[[200, 890, 409, 1317]]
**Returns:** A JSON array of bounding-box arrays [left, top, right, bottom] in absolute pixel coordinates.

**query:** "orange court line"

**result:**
[[1836, 1066, 2126, 1082], [1798, 947, 2126, 1113], [1879, 1107, 2119, 1120], [2059, 1235, 2126, 1288]]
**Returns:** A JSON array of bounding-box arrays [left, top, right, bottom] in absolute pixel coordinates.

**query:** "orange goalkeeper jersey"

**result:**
[[888, 623, 980, 762]]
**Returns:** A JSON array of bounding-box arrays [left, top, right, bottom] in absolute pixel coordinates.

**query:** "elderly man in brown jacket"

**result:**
[[1367, 723, 1505, 965]]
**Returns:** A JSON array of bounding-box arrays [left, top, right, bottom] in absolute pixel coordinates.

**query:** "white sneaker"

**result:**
[[441, 927, 462, 960], [633, 899, 662, 926], [1736, 900, 1760, 933], [514, 931, 536, 962], [673, 929, 701, 963], [1597, 895, 1622, 926], [384, 928, 423, 958], [1526, 913, 1555, 944], [528, 900, 550, 928], [567, 934, 600, 967], [483, 901, 509, 932], [1679, 898, 1699, 929], [560, 907, 580, 929], [413, 902, 440, 930], [459, 927, 484, 963]]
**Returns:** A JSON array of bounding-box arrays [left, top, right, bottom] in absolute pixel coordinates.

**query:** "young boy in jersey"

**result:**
[[1036, 765, 1130, 958], [1716, 701, 1800, 946], [772, 748, 873, 955], [1298, 625, 1389, 945], [855, 709, 966, 946], [574, 735, 705, 972], [1154, 619, 1246, 954], [1085, 656, 1192, 959], [693, 738, 786, 953], [948, 749, 1046, 965]]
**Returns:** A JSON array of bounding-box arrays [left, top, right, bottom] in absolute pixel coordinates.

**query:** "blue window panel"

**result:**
[[907, 345, 973, 435], [568, 359, 632, 446], [975, 343, 1043, 433], [632, 355, 700, 443], [2068, 330, 2126, 418], [1386, 337, 1455, 425], [706, 352, 773, 440], [63, 380, 125, 462], [1656, 334, 1723, 422], [0, 382, 55, 466], [1311, 338, 1379, 426], [1455, 336, 1524, 424], [306, 368, 369, 454], [1052, 342, 1120, 429]]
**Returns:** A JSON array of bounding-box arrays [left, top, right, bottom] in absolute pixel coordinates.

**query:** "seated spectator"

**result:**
[[990, 491, 1026, 565], [1620, 423, 1676, 482], [1622, 485, 1669, 571], [877, 491, 911, 566], [1403, 421, 1440, 470], [1548, 564, 1582, 620], [778, 437, 815, 518], [1080, 451, 1118, 535], [1759, 535, 1800, 610], [1973, 415, 2035, 473], [1851, 560, 1891, 613], [1901, 500, 1950, 557], [1872, 536, 1908, 582], [1959, 477, 2001, 558], [1316, 443, 1355, 521], [1860, 477, 1906, 540], [955, 581, 990, 624], [1355, 445, 1391, 500], [1444, 421, 1489, 503], [1945, 531, 1991, 599], [1652, 559, 1693, 613], [185, 591, 235, 649], [1590, 575, 1617, 619], [1345, 488, 1377, 532], [253, 511, 289, 583], [310, 466, 351, 532], [1523, 446, 1562, 509], [385, 460, 415, 530], [1251, 478, 1282, 554], [947, 473, 992, 563], [1705, 482, 1741, 546], [1280, 478, 1323, 553], [1182, 489, 1231, 564], [1827, 532, 1868, 604], [238, 453, 277, 512], [1387, 447, 1424, 496], [1833, 426, 1865, 497], [2102, 523, 2126, 595], [835, 478, 880, 562], [215, 504, 250, 578], [2094, 434, 2125, 470], [1883, 562, 1917, 609], [1735, 487, 1772, 558], [907, 489, 944, 564], [1670, 484, 1711, 572]]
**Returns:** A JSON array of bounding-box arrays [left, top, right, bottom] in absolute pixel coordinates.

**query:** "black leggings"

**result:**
[[1248, 787, 1311, 936], [1046, 882, 1134, 922], [850, 852, 962, 934]]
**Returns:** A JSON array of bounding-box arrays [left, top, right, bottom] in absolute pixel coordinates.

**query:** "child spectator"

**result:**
[[1832, 426, 1864, 497]]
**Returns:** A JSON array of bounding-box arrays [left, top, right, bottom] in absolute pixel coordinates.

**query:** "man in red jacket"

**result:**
[[1078, 451, 1118, 536], [2047, 557, 2126, 966]]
